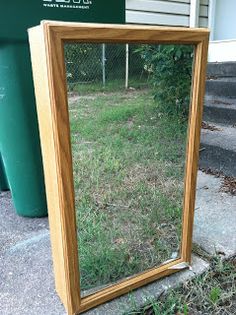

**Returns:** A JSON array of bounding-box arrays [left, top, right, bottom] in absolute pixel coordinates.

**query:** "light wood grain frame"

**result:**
[[28, 21, 209, 315]]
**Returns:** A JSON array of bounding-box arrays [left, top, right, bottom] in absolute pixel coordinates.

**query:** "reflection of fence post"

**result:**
[[102, 44, 106, 87], [125, 44, 129, 89]]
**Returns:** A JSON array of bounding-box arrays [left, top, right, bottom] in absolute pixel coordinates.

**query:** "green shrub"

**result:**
[[136, 45, 194, 117]]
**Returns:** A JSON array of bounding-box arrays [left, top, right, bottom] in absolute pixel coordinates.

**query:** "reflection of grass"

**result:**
[[69, 89, 188, 292], [69, 77, 149, 95]]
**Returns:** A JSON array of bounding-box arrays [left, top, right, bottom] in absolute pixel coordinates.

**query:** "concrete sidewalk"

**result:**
[[0, 171, 235, 315], [194, 171, 236, 259]]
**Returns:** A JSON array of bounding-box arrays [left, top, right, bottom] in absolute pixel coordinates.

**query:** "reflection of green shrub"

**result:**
[[137, 45, 194, 117]]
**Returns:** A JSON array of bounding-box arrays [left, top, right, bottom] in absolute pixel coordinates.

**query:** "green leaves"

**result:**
[[209, 287, 222, 304], [137, 44, 194, 118]]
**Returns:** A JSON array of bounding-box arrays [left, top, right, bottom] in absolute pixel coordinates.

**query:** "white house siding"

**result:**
[[199, 0, 209, 27], [126, 0, 209, 27]]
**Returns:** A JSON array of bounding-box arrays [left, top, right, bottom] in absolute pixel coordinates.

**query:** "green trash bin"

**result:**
[[0, 1, 125, 217], [0, 42, 48, 217]]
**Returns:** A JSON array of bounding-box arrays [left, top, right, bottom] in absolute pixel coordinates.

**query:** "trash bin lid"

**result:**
[[0, 0, 125, 41]]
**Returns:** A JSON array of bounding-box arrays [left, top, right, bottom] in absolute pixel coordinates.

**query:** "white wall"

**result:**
[[208, 40, 236, 62], [213, 0, 236, 40]]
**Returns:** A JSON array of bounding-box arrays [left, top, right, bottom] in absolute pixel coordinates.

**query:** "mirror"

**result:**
[[65, 43, 194, 297], [29, 22, 209, 314]]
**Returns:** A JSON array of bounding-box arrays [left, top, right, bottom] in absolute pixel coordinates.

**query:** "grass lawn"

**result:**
[[127, 257, 236, 315], [68, 77, 149, 95], [69, 88, 188, 294]]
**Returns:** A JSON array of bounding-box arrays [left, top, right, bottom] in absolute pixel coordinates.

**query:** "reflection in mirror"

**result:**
[[64, 43, 194, 297]]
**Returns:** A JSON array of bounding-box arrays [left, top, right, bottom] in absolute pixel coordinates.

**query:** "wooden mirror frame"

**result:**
[[28, 21, 209, 315]]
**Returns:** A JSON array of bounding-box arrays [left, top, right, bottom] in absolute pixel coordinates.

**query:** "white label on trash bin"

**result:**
[[42, 0, 92, 10]]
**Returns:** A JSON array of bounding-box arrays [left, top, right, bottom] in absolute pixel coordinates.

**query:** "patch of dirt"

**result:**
[[212, 99, 233, 106], [68, 88, 149, 103], [220, 176, 236, 196], [206, 75, 218, 80], [68, 94, 97, 103], [124, 164, 182, 197], [201, 121, 222, 131], [127, 118, 135, 129], [200, 167, 236, 196], [200, 167, 223, 177]]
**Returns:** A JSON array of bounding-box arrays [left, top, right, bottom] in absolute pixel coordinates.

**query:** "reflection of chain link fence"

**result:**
[[64, 43, 150, 92]]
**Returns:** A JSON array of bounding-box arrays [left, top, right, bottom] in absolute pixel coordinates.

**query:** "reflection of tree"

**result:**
[[136, 45, 194, 118]]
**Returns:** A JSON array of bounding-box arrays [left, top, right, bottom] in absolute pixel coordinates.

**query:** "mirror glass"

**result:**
[[64, 43, 194, 297]]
